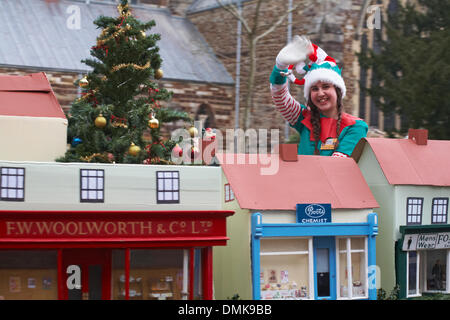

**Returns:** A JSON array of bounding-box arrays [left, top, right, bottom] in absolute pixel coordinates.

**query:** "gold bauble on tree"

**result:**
[[128, 143, 141, 156], [79, 76, 89, 88], [94, 114, 107, 128], [154, 69, 163, 80], [148, 116, 159, 129], [188, 126, 198, 138]]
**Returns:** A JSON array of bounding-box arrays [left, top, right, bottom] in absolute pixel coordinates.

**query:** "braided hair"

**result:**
[[307, 85, 343, 155]]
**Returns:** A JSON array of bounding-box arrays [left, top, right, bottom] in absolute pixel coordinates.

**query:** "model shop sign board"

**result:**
[[402, 233, 450, 251], [296, 204, 332, 224]]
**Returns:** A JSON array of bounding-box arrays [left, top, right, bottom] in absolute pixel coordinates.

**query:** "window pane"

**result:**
[[17, 190, 24, 199], [17, 176, 24, 188], [164, 172, 172, 178], [158, 179, 164, 190], [408, 251, 417, 295], [89, 178, 97, 189], [1, 189, 7, 197], [8, 189, 16, 198], [157, 172, 164, 178], [8, 176, 16, 188], [81, 190, 87, 199], [351, 252, 366, 297], [173, 193, 179, 201], [97, 178, 103, 189], [172, 172, 178, 178], [0, 250, 58, 300], [165, 192, 172, 201], [9, 168, 17, 175], [426, 250, 446, 291], [165, 179, 172, 190], [157, 192, 164, 201], [97, 190, 103, 200], [1, 175, 7, 187], [81, 177, 88, 189], [124, 249, 185, 300], [89, 190, 97, 199], [260, 238, 310, 300]]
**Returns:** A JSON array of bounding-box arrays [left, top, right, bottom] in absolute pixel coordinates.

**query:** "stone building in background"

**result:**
[[1, 0, 393, 147]]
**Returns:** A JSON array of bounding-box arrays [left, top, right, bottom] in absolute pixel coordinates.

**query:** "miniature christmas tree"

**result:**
[[58, 0, 191, 164]]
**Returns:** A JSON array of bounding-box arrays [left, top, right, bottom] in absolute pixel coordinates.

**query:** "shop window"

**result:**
[[425, 249, 447, 292], [112, 249, 187, 300], [337, 237, 368, 299], [0, 250, 58, 300], [156, 171, 180, 204], [0, 167, 25, 201], [431, 198, 448, 224], [407, 251, 420, 297], [224, 183, 234, 202], [260, 237, 313, 300], [80, 169, 104, 203], [407, 197, 423, 225]]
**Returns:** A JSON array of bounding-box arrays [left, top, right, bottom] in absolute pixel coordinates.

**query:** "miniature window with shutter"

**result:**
[[80, 169, 104, 203], [0, 167, 25, 201], [156, 171, 180, 204], [224, 184, 234, 202]]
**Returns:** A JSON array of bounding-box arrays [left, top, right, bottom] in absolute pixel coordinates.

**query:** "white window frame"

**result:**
[[406, 251, 421, 298], [336, 237, 369, 300], [0, 167, 25, 201], [156, 171, 180, 204], [259, 237, 314, 300]]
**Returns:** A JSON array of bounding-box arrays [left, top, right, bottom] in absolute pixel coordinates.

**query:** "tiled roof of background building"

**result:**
[[0, 0, 234, 84]]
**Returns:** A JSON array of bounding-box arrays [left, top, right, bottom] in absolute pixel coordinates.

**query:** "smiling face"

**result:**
[[309, 81, 338, 119]]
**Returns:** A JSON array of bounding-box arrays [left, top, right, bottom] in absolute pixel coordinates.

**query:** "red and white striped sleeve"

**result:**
[[331, 151, 349, 158], [271, 83, 303, 126]]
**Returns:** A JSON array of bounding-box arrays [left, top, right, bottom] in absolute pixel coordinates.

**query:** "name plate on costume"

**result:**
[[296, 204, 331, 224], [320, 138, 337, 150]]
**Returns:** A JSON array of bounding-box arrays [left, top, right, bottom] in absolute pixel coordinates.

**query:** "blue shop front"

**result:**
[[251, 205, 378, 300]]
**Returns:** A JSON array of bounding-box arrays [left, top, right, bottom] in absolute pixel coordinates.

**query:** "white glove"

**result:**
[[276, 35, 313, 69]]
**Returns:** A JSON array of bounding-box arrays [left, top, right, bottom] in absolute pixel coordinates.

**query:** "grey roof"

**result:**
[[187, 0, 252, 14], [0, 0, 234, 85]]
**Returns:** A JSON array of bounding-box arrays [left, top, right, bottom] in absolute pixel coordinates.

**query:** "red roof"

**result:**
[[219, 154, 379, 210], [0, 72, 65, 118], [353, 138, 450, 186]]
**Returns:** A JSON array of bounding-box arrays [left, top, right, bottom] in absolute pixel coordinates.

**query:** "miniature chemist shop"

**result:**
[[251, 205, 378, 300], [0, 210, 233, 300]]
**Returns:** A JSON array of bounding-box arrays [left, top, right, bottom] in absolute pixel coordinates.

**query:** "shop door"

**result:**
[[62, 249, 111, 300], [313, 237, 336, 300]]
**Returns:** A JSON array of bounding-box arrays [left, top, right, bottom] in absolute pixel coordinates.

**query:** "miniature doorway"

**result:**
[[62, 249, 111, 300], [314, 237, 336, 300]]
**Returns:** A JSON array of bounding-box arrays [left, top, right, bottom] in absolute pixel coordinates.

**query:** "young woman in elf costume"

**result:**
[[270, 36, 368, 157]]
